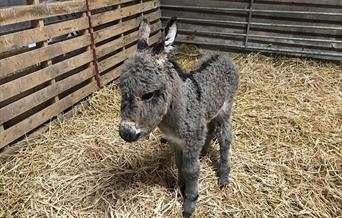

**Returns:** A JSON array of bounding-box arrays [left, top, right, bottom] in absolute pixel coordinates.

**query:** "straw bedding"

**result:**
[[1, 45, 341, 218]]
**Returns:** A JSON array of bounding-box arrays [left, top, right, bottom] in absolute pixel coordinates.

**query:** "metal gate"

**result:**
[[161, 0, 342, 61]]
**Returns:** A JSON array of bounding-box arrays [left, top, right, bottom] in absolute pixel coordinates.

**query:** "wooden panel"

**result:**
[[0, 17, 89, 53], [0, 67, 94, 125], [96, 21, 162, 58], [0, 82, 98, 149], [0, 34, 91, 79], [0, 0, 86, 26], [94, 10, 161, 44], [98, 23, 162, 73], [0, 51, 93, 102], [91, 0, 159, 27]]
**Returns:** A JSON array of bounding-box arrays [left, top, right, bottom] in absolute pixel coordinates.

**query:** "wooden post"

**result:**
[[119, 3, 127, 58], [28, 0, 58, 103]]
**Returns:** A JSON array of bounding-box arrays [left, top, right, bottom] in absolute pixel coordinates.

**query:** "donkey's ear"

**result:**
[[151, 40, 165, 55], [137, 19, 151, 51], [164, 17, 177, 53]]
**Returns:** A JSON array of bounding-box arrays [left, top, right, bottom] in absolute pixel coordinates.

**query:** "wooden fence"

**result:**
[[161, 0, 342, 61], [0, 0, 162, 149]]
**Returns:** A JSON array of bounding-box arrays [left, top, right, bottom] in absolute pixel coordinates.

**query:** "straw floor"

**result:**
[[1, 46, 341, 218]]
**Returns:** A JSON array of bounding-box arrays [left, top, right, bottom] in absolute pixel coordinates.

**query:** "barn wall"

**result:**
[[0, 0, 162, 149], [161, 0, 342, 60]]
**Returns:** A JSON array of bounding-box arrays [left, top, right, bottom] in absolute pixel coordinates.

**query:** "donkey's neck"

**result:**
[[158, 61, 189, 136]]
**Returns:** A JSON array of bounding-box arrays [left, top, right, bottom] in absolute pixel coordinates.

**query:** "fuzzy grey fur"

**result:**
[[119, 18, 239, 218]]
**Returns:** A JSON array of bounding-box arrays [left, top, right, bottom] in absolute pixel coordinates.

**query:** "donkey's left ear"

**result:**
[[137, 19, 151, 51], [164, 17, 177, 53]]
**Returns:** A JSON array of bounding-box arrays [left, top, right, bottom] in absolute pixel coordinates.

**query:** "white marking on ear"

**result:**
[[165, 22, 177, 47], [164, 17, 177, 53]]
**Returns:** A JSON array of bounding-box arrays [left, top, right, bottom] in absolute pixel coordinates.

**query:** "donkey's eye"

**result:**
[[141, 91, 155, 100]]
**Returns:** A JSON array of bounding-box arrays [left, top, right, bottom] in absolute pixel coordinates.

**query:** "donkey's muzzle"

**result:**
[[119, 121, 141, 142]]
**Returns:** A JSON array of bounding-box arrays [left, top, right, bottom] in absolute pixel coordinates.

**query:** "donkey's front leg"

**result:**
[[175, 148, 185, 196], [182, 147, 201, 218]]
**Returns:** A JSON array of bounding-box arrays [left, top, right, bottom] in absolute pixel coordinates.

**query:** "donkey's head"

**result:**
[[119, 17, 178, 142]]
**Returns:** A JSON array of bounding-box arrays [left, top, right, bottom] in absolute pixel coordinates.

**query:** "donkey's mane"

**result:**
[[169, 54, 220, 79]]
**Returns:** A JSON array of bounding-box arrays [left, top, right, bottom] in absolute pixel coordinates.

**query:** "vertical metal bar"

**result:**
[[85, 0, 102, 88], [244, 0, 254, 48]]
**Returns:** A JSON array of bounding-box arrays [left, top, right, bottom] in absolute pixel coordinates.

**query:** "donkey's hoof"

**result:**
[[182, 211, 192, 218], [218, 178, 230, 189], [183, 195, 198, 218]]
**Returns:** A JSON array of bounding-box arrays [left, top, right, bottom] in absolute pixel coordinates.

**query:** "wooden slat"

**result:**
[[91, 0, 159, 27], [0, 34, 91, 80], [0, 0, 86, 26], [150, 31, 162, 45], [0, 81, 98, 149], [97, 37, 124, 58], [99, 50, 127, 73], [89, 0, 135, 10], [102, 65, 122, 85], [0, 17, 89, 54], [0, 50, 93, 102], [94, 10, 161, 44], [0, 67, 94, 125]]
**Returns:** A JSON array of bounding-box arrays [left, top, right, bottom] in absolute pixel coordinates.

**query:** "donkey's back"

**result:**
[[188, 54, 240, 120]]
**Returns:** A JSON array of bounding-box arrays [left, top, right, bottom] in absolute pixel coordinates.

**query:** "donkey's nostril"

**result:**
[[119, 126, 141, 142]]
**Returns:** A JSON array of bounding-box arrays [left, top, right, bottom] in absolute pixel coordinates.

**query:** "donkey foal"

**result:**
[[119, 18, 239, 217]]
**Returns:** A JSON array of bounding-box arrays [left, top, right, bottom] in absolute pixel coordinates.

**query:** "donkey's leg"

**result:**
[[200, 121, 216, 157], [182, 147, 201, 218], [217, 115, 233, 188], [175, 148, 185, 196]]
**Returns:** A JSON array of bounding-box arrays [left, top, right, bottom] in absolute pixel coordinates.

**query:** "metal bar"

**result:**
[[251, 22, 342, 30], [161, 5, 248, 13], [161, 5, 342, 16], [161, 17, 247, 26], [178, 29, 342, 45], [176, 39, 342, 58], [245, 0, 254, 47], [254, 9, 342, 15], [161, 16, 342, 31], [85, 0, 102, 88]]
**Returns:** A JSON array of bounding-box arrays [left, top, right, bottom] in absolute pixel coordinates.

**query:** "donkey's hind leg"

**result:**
[[216, 100, 233, 188], [200, 121, 216, 157]]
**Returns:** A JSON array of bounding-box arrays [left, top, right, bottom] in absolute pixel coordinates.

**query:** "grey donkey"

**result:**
[[119, 18, 239, 217]]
